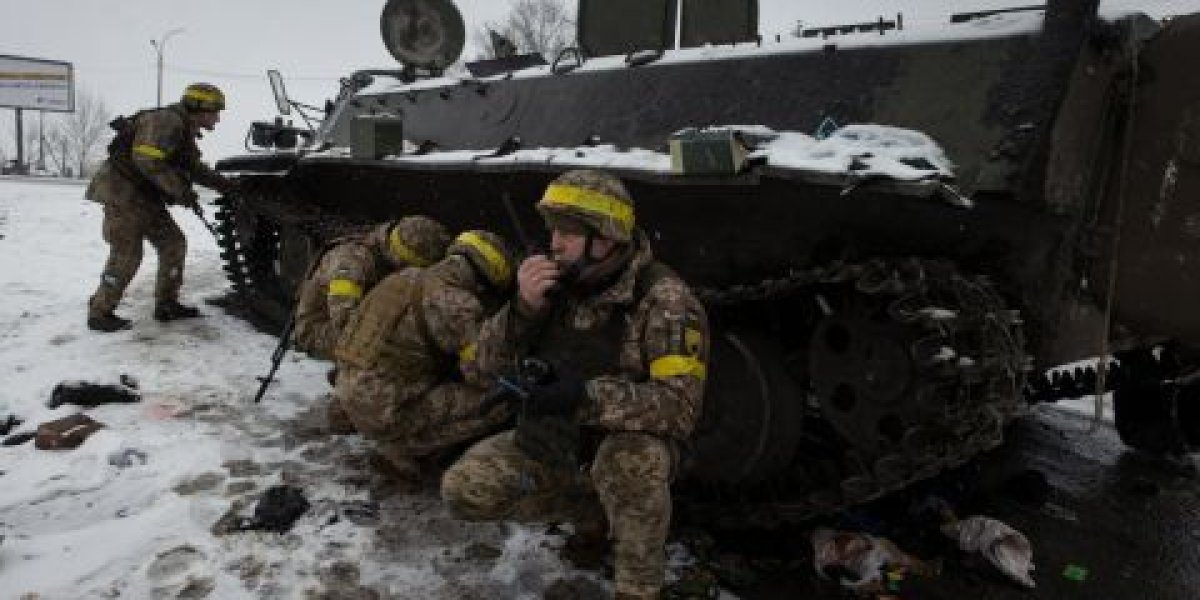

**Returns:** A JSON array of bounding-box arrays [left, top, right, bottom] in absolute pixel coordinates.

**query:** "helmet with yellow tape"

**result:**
[[180, 82, 225, 112], [448, 230, 515, 289], [536, 169, 635, 242], [382, 215, 450, 268]]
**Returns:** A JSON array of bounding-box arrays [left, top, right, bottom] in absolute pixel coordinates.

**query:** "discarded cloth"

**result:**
[[221, 485, 310, 534], [35, 413, 105, 450], [0, 414, 22, 436], [812, 527, 938, 595], [941, 515, 1036, 588], [48, 380, 140, 409]]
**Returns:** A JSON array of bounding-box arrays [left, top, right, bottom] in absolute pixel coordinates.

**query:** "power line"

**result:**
[[162, 62, 340, 82]]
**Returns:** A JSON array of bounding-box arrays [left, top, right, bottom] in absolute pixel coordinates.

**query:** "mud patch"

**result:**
[[147, 545, 212, 599], [222, 459, 264, 478], [173, 472, 225, 496]]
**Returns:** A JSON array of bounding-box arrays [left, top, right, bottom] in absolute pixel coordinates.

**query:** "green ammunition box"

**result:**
[[352, 115, 406, 159], [669, 129, 748, 175]]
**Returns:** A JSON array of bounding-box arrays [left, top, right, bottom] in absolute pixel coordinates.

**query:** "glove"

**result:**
[[514, 416, 580, 470], [525, 366, 587, 418], [177, 189, 200, 211], [217, 175, 241, 196]]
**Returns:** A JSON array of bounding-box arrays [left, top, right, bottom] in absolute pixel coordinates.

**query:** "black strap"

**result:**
[[633, 260, 675, 302], [105, 107, 190, 203]]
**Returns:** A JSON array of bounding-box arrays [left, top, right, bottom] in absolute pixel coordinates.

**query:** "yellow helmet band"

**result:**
[[540, 184, 634, 236], [184, 87, 223, 108], [456, 231, 510, 285], [389, 226, 434, 267]]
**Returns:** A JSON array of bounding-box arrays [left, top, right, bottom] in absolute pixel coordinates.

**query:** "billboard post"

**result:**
[[15, 108, 23, 170]]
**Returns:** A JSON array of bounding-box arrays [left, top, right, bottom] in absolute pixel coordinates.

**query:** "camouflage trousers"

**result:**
[[293, 313, 337, 360], [89, 193, 186, 316], [294, 288, 359, 360], [441, 429, 673, 599], [334, 367, 507, 467]]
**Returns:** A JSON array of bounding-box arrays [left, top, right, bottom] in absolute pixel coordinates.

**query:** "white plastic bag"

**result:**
[[942, 515, 1036, 588]]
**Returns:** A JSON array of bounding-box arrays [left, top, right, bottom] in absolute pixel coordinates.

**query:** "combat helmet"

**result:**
[[536, 169, 635, 242], [448, 230, 515, 290], [181, 82, 225, 112], [384, 215, 451, 267]]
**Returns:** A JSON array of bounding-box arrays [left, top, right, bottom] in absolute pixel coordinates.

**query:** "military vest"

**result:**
[[531, 261, 674, 381], [106, 107, 195, 196], [334, 268, 447, 380]]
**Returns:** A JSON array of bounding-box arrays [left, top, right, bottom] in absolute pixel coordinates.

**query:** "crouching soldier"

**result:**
[[86, 82, 236, 332], [440, 170, 710, 599], [293, 215, 450, 361], [332, 230, 516, 486]]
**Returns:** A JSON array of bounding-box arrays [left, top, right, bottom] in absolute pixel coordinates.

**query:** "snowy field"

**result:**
[[0, 178, 619, 599], [0, 177, 1117, 599]]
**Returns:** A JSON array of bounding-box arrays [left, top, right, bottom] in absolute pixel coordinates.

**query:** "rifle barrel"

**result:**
[[253, 317, 296, 403]]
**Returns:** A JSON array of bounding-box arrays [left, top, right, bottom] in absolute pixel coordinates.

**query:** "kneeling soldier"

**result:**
[[293, 215, 450, 361], [440, 169, 710, 599], [333, 230, 516, 485]]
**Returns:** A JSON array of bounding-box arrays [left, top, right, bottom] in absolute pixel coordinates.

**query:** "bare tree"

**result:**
[[53, 87, 113, 178], [41, 127, 71, 176], [21, 115, 45, 172], [473, 0, 575, 61]]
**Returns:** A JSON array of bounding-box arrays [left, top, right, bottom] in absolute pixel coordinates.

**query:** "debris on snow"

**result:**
[[34, 413, 105, 450], [47, 379, 140, 409], [942, 515, 1037, 588], [0, 413, 23, 435], [812, 527, 939, 594], [212, 484, 311, 535]]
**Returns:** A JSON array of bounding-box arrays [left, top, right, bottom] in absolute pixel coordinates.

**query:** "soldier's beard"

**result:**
[[569, 242, 633, 292]]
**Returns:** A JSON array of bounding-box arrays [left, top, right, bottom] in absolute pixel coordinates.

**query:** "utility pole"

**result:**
[[15, 108, 24, 172], [151, 28, 185, 107], [37, 110, 45, 172]]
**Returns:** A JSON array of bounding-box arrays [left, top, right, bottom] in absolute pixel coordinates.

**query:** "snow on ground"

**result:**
[[0, 177, 1121, 599], [0, 179, 635, 599]]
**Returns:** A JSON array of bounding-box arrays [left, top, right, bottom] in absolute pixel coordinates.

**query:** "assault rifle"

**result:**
[[190, 201, 221, 241], [478, 356, 554, 416], [253, 315, 296, 403]]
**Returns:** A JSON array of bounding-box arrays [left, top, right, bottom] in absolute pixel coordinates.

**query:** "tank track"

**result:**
[[216, 190, 1030, 527], [212, 192, 254, 296], [679, 257, 1029, 528], [213, 180, 368, 323]]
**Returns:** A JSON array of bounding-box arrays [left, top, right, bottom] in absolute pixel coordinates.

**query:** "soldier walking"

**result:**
[[86, 82, 235, 332], [440, 169, 710, 599], [332, 230, 517, 485], [293, 216, 450, 361]]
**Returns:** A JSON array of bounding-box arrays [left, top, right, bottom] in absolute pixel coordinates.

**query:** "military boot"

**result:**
[[87, 311, 132, 332], [613, 587, 660, 600], [369, 444, 424, 493], [326, 396, 357, 435], [562, 513, 610, 570], [153, 300, 201, 322]]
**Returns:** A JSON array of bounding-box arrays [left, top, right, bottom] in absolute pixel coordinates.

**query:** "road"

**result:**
[[693, 406, 1200, 599]]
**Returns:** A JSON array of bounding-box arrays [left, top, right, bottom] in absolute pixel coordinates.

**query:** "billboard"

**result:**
[[0, 54, 74, 112]]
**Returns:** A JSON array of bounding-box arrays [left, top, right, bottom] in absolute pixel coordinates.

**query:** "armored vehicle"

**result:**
[[215, 0, 1200, 525]]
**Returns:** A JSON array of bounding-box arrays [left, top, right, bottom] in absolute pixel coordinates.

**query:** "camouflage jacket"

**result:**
[[293, 225, 394, 358], [336, 254, 495, 390], [86, 103, 228, 205], [476, 232, 709, 441]]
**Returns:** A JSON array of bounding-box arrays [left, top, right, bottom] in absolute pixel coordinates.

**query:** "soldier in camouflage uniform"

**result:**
[[332, 230, 516, 483], [440, 169, 710, 599], [86, 82, 235, 332], [293, 216, 450, 361]]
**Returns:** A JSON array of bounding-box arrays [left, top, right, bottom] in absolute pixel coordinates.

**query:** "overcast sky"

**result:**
[[2, 0, 1198, 163]]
